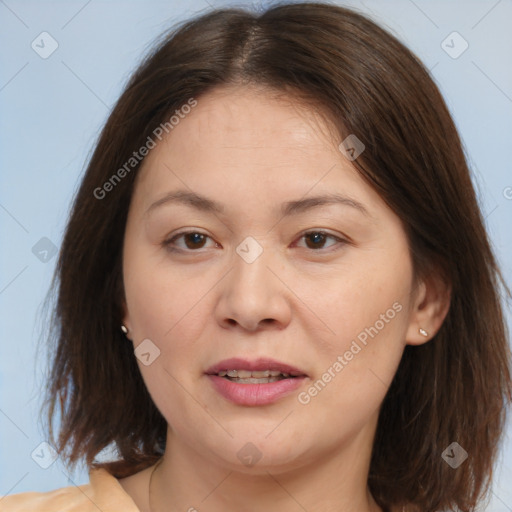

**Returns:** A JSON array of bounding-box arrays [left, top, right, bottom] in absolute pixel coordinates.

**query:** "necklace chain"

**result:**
[[148, 458, 164, 512]]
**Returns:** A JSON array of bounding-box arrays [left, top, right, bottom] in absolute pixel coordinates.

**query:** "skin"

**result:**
[[119, 85, 450, 512]]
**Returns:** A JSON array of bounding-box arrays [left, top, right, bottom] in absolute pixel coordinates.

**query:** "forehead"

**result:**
[[128, 85, 389, 223], [182, 85, 337, 145], [144, 86, 340, 166], [136, 86, 350, 182]]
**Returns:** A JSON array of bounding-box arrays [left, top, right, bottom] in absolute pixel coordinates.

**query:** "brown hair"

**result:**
[[40, 3, 512, 511]]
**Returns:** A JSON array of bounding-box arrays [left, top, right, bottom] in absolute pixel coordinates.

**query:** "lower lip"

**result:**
[[207, 375, 306, 406]]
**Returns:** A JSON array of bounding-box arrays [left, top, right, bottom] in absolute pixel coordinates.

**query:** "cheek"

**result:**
[[296, 313, 406, 445], [124, 262, 214, 425], [123, 240, 213, 342], [123, 254, 216, 406], [302, 252, 412, 411], [315, 252, 412, 350]]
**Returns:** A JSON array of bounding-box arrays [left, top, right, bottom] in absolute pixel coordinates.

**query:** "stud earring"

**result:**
[[121, 325, 129, 335], [419, 327, 428, 337]]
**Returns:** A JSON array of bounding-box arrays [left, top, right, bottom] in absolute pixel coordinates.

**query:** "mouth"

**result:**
[[205, 358, 308, 406], [216, 369, 299, 384], [205, 357, 308, 381]]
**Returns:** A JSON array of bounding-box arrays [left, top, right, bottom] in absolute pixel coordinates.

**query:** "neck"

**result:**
[[149, 423, 383, 512]]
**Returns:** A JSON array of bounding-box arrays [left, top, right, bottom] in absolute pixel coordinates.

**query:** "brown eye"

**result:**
[[164, 231, 216, 252], [182, 232, 207, 249], [299, 231, 343, 250], [304, 232, 328, 249]]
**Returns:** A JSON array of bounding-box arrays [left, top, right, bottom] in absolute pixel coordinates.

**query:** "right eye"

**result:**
[[163, 229, 350, 255], [162, 230, 219, 252]]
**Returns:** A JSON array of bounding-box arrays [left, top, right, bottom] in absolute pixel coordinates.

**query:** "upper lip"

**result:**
[[205, 357, 308, 377]]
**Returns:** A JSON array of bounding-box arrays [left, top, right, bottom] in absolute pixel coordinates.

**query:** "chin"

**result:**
[[207, 435, 315, 474]]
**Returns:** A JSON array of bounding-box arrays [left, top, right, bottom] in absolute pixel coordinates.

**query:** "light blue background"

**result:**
[[1, 0, 511, 509]]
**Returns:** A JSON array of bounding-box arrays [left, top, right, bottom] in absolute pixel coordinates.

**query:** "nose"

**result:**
[[214, 244, 292, 332]]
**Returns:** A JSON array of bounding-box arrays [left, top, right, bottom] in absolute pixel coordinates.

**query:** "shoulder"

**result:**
[[0, 468, 140, 512]]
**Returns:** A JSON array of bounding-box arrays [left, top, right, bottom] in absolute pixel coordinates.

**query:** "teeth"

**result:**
[[235, 369, 253, 378], [229, 377, 282, 384], [218, 369, 292, 378], [251, 370, 270, 378]]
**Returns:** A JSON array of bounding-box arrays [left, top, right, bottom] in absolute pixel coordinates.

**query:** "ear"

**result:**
[[405, 270, 451, 345]]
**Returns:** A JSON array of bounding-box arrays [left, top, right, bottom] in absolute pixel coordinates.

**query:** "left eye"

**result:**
[[163, 230, 344, 252], [295, 231, 343, 250]]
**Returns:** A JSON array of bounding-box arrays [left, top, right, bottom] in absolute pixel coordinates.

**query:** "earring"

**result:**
[[121, 325, 129, 335], [419, 328, 428, 337]]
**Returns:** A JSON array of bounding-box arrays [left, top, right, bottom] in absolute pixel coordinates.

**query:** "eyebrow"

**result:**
[[145, 190, 369, 217]]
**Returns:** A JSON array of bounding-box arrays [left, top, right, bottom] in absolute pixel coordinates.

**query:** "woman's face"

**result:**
[[122, 85, 421, 473]]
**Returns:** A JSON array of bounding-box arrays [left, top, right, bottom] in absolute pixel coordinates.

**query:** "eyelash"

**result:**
[[162, 230, 348, 254]]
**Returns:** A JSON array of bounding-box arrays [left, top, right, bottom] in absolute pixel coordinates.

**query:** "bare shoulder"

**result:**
[[0, 468, 143, 512], [0, 478, 95, 511]]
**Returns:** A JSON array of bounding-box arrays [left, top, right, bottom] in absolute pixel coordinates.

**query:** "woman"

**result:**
[[1, 2, 510, 512]]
